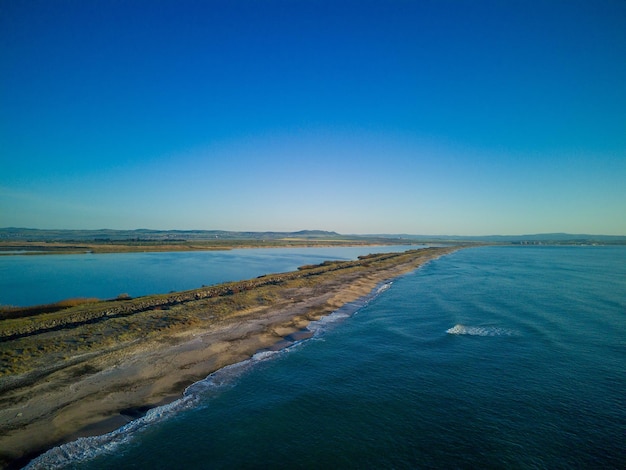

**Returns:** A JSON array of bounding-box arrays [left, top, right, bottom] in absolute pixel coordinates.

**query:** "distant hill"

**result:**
[[0, 228, 624, 245], [0, 228, 345, 242]]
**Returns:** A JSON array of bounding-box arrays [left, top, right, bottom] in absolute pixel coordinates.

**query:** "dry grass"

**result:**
[[0, 298, 100, 320]]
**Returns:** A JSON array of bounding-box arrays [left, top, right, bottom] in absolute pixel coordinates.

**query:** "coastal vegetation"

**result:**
[[0, 298, 101, 321]]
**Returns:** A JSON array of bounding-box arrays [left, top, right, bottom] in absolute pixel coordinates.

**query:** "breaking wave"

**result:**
[[25, 281, 394, 469], [26, 348, 292, 469], [446, 324, 518, 337]]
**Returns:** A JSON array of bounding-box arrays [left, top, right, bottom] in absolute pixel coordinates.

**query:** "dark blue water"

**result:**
[[27, 246, 626, 469], [0, 245, 414, 307]]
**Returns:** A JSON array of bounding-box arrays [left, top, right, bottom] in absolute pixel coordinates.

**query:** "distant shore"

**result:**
[[1, 228, 623, 255], [0, 228, 430, 256], [0, 246, 465, 469], [0, 239, 420, 256]]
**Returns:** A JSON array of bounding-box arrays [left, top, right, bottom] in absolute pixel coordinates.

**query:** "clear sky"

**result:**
[[1, 0, 625, 235]]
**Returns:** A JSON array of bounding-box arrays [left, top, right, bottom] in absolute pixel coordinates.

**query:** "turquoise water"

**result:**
[[27, 246, 626, 468], [0, 245, 414, 307]]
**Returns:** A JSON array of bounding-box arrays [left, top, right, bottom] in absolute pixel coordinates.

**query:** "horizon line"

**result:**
[[1, 227, 625, 239]]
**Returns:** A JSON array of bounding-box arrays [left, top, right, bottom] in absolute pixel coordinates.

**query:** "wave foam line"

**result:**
[[24, 394, 197, 469], [308, 281, 393, 335], [26, 281, 395, 469], [28, 345, 301, 470]]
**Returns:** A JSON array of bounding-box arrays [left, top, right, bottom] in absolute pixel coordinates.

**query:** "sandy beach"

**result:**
[[0, 246, 462, 468]]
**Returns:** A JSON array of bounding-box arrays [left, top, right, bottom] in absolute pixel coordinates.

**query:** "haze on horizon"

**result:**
[[1, 1, 625, 236]]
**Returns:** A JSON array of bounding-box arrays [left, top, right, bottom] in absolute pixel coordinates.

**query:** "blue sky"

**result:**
[[1, 0, 625, 235]]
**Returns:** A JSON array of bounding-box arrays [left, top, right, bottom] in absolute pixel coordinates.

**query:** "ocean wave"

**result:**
[[446, 324, 518, 337], [25, 281, 394, 469], [375, 281, 392, 295], [307, 281, 393, 336], [26, 351, 288, 469], [24, 395, 198, 470]]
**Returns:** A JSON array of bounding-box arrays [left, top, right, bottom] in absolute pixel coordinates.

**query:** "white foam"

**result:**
[[307, 281, 393, 335], [26, 281, 395, 468], [375, 281, 392, 295], [185, 348, 285, 397], [24, 396, 196, 469], [446, 324, 518, 337], [27, 341, 307, 468]]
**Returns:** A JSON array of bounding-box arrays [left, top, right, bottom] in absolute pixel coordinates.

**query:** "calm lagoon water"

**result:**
[[25, 246, 626, 468], [0, 245, 415, 307]]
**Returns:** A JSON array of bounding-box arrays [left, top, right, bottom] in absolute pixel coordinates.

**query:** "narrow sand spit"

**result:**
[[0, 246, 464, 468]]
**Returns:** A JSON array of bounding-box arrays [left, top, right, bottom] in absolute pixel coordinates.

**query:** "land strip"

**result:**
[[0, 239, 414, 255], [0, 229, 420, 255], [0, 246, 464, 468]]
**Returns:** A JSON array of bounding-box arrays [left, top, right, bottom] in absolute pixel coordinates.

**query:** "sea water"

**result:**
[[25, 246, 626, 468]]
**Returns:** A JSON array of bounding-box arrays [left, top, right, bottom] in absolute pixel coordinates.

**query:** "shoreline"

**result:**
[[61, 324, 319, 448], [0, 246, 465, 469]]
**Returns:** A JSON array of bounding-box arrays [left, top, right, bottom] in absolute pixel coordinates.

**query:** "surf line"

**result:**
[[25, 280, 396, 469]]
